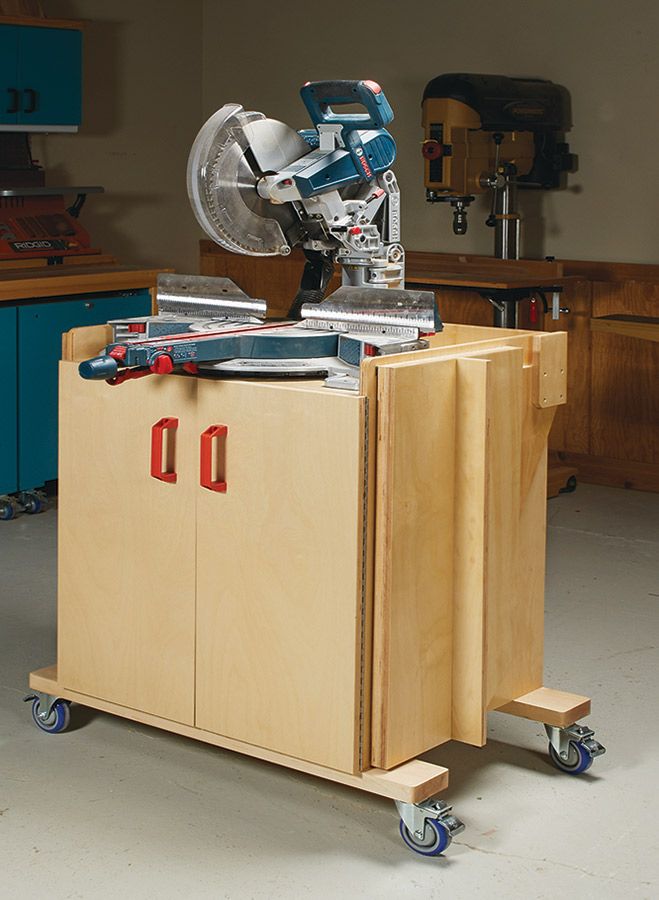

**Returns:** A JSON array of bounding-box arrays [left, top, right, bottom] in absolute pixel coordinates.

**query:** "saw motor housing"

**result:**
[[422, 73, 574, 237]]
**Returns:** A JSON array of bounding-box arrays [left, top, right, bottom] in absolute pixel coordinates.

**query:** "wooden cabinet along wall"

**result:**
[[200, 241, 659, 493]]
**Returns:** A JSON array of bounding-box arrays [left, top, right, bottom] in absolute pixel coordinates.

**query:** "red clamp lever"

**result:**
[[150, 353, 174, 375], [529, 297, 539, 325], [200, 424, 228, 493], [106, 366, 153, 386]]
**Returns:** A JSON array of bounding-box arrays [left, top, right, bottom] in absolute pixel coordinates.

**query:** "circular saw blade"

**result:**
[[187, 104, 308, 256]]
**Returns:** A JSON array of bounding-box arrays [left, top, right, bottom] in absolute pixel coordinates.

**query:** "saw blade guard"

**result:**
[[187, 104, 306, 256]]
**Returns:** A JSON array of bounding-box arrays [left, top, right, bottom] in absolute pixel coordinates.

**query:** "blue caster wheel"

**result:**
[[30, 698, 71, 734], [18, 491, 46, 515], [548, 739, 593, 774], [0, 496, 19, 520], [399, 817, 451, 856]]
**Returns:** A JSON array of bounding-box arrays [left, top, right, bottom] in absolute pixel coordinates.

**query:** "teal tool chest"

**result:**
[[0, 289, 151, 495], [0, 22, 82, 130]]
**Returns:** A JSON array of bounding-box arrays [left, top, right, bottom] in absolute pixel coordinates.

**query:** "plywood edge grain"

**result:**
[[451, 357, 490, 746], [28, 664, 59, 693], [61, 324, 111, 361], [370, 366, 396, 765], [497, 687, 591, 727], [27, 667, 448, 803]]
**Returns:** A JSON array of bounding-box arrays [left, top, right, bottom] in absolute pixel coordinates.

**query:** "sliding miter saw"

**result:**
[[79, 81, 442, 390], [187, 79, 404, 313]]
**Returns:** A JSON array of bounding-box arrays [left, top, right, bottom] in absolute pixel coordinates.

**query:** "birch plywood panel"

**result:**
[[451, 357, 489, 745], [58, 363, 198, 724], [195, 379, 367, 773], [485, 347, 555, 711], [371, 357, 457, 769]]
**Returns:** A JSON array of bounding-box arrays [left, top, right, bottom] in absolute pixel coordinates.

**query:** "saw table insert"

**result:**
[[28, 79, 605, 861]]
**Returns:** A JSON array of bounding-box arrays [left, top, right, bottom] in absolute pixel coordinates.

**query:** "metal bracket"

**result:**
[[395, 797, 465, 843], [551, 291, 570, 320], [545, 723, 606, 760], [23, 691, 59, 722]]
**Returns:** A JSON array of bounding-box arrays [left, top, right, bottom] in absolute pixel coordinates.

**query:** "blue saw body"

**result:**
[[293, 79, 396, 196], [294, 131, 396, 197]]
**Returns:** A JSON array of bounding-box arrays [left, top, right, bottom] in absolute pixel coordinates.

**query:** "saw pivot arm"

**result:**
[[288, 248, 336, 319]]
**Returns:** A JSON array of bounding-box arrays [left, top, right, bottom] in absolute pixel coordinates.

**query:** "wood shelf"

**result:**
[[0, 264, 170, 302], [590, 314, 659, 343]]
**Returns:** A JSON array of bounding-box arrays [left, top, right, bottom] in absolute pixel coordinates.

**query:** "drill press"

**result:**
[[421, 74, 575, 326]]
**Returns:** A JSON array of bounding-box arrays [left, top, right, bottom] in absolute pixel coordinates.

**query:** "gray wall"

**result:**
[[37, 0, 203, 272], [203, 0, 659, 263], [37, 1, 659, 268]]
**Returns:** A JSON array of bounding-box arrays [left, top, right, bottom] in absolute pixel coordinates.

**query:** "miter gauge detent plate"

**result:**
[[187, 103, 310, 256]]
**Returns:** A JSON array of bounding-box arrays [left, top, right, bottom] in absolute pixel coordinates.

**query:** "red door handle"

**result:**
[[150, 417, 178, 483], [200, 424, 228, 492]]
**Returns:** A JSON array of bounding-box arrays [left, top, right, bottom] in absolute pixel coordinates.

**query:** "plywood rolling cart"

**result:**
[[28, 319, 605, 857]]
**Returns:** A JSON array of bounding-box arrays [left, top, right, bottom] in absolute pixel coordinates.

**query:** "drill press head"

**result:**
[[421, 73, 574, 236]]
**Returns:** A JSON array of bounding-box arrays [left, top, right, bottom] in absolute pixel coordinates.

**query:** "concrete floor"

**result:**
[[1, 484, 658, 899]]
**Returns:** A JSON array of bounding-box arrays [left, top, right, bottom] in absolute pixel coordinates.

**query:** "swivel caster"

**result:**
[[546, 723, 605, 774], [395, 797, 465, 857], [17, 490, 47, 515], [24, 693, 71, 734], [0, 495, 20, 520]]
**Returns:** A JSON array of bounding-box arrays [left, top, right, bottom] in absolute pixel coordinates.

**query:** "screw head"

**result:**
[[414, 829, 424, 839]]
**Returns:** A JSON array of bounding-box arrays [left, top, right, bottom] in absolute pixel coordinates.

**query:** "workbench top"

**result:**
[[0, 263, 167, 302], [405, 269, 573, 291]]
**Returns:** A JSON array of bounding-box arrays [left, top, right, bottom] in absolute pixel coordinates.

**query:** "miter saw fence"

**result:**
[[187, 79, 405, 313], [78, 274, 441, 392]]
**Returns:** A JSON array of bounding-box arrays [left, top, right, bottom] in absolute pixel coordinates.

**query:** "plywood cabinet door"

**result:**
[[195, 379, 368, 773], [57, 364, 198, 724]]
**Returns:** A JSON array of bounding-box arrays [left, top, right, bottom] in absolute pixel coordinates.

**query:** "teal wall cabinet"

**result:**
[[0, 22, 82, 130]]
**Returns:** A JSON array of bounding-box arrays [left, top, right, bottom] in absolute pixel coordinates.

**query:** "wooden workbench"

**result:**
[[0, 261, 165, 304]]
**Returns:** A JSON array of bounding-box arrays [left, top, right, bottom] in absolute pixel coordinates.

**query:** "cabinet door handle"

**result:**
[[150, 417, 178, 483], [200, 424, 228, 493], [23, 88, 38, 114], [6, 88, 19, 114]]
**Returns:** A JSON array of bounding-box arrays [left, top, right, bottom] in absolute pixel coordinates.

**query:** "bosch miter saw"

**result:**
[[79, 80, 440, 389]]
